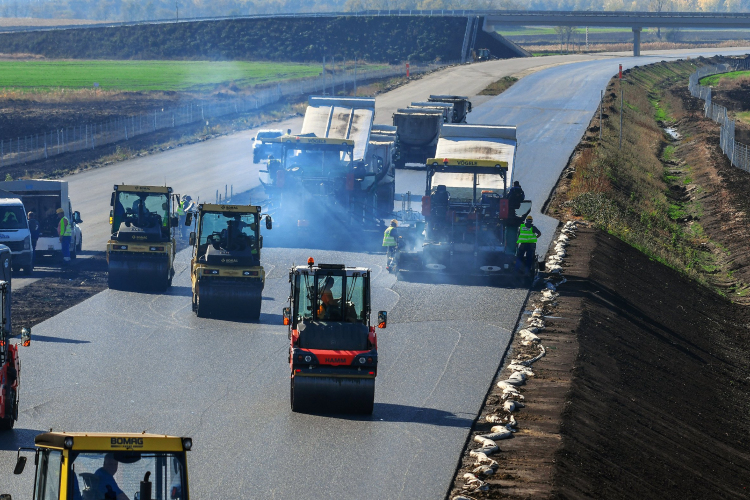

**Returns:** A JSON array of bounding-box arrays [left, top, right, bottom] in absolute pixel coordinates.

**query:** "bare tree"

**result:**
[[650, 0, 672, 39]]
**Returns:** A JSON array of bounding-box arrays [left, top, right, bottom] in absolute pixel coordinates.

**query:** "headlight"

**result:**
[[359, 358, 365, 364], [23, 236, 30, 250], [114, 245, 128, 250], [304, 355, 311, 362], [149, 246, 165, 251], [63, 437, 74, 449], [204, 269, 219, 275], [182, 438, 192, 451]]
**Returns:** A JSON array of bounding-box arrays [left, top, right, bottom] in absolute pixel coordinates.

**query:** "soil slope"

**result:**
[[553, 228, 750, 499]]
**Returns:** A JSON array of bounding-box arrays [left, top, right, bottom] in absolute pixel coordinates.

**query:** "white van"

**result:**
[[0, 198, 33, 274], [0, 180, 83, 262]]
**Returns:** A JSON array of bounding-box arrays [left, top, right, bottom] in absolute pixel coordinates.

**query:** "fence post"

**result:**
[[1, 139, 3, 167]]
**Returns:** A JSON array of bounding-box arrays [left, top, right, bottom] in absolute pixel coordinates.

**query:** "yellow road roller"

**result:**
[[107, 184, 179, 291], [188, 203, 271, 320], [5, 431, 192, 500]]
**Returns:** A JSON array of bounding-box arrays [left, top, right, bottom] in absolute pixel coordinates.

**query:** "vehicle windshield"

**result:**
[[199, 212, 259, 250], [256, 131, 282, 140], [283, 144, 353, 177], [112, 192, 169, 233], [69, 451, 186, 500], [0, 206, 27, 230], [430, 172, 506, 202], [294, 272, 367, 324]]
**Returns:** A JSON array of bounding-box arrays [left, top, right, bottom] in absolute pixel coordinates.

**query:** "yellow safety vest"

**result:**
[[382, 226, 397, 247], [517, 224, 537, 244], [177, 201, 186, 216], [59, 216, 72, 237]]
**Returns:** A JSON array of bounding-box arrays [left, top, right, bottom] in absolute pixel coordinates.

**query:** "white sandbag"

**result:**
[[504, 400, 525, 412]]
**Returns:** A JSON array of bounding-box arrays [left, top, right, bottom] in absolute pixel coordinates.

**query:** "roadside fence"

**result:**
[[688, 58, 750, 171], [0, 60, 452, 169]]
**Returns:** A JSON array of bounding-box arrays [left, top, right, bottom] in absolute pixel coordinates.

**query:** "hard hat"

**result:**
[[56, 208, 64, 215], [390, 219, 398, 226], [526, 215, 533, 222], [184, 195, 192, 201]]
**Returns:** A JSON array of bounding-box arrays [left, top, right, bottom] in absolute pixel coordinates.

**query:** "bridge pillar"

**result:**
[[632, 27, 642, 57]]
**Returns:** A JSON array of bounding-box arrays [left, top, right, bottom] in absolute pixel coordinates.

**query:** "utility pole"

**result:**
[[354, 57, 357, 96], [620, 87, 623, 149], [322, 56, 326, 95]]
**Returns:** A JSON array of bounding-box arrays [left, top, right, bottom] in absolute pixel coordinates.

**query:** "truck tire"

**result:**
[[76, 235, 82, 253], [22, 263, 33, 275]]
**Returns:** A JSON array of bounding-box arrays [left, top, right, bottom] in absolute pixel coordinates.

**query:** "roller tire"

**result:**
[[0, 389, 17, 430], [195, 292, 207, 318], [291, 375, 374, 415]]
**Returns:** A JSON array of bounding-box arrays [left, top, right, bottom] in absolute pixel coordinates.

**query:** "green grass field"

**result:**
[[497, 27, 641, 36], [700, 70, 750, 86], [0, 60, 323, 92]]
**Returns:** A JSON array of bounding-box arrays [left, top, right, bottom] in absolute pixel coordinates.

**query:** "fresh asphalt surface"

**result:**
[[2, 47, 750, 499]]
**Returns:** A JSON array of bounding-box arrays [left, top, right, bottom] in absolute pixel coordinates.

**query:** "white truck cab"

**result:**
[[0, 180, 83, 264], [0, 198, 33, 274]]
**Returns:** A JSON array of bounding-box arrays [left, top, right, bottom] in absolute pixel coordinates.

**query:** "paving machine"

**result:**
[[187, 203, 271, 320], [395, 124, 537, 281], [6, 432, 192, 500], [258, 97, 395, 229], [0, 245, 25, 431], [472, 48, 493, 62], [107, 185, 179, 291], [428, 95, 473, 124], [284, 258, 386, 414]]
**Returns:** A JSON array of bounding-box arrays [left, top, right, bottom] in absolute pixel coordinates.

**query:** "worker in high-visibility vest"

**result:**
[[56, 208, 72, 265], [382, 219, 398, 271], [516, 215, 541, 274]]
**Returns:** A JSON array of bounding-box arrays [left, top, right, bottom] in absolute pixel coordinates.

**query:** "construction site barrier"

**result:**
[[688, 58, 750, 172]]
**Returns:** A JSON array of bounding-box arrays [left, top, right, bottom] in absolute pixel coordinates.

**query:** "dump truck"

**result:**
[[410, 102, 455, 123], [284, 258, 386, 414], [6, 432, 193, 500], [428, 95, 473, 123], [258, 96, 396, 228], [107, 184, 179, 291], [0, 179, 83, 263], [394, 124, 536, 281], [472, 48, 493, 62], [187, 203, 272, 320], [0, 245, 25, 431], [392, 107, 444, 169]]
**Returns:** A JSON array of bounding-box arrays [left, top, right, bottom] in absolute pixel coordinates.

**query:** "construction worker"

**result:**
[[178, 195, 193, 238], [383, 219, 398, 270], [516, 215, 541, 275], [27, 211, 40, 251], [56, 208, 72, 265], [507, 181, 525, 210]]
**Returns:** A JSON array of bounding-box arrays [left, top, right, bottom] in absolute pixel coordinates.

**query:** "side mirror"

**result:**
[[265, 216, 272, 230], [283, 307, 291, 326], [259, 235, 263, 249], [189, 232, 196, 247], [251, 137, 255, 141], [110, 192, 115, 207], [185, 213, 193, 226], [170, 216, 178, 228], [13, 455, 26, 475], [377, 311, 387, 329], [73, 211, 83, 224], [21, 327, 30, 347]]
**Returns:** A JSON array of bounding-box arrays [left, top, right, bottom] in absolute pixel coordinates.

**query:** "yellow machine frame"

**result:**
[[10, 432, 191, 500]]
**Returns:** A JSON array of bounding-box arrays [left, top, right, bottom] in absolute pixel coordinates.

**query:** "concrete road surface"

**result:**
[[2, 47, 749, 500]]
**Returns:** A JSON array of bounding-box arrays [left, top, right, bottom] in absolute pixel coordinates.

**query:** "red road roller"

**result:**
[[285, 258, 387, 414]]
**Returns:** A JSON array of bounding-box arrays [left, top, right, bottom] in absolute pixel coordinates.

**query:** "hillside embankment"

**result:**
[[0, 16, 518, 63], [449, 57, 750, 499]]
